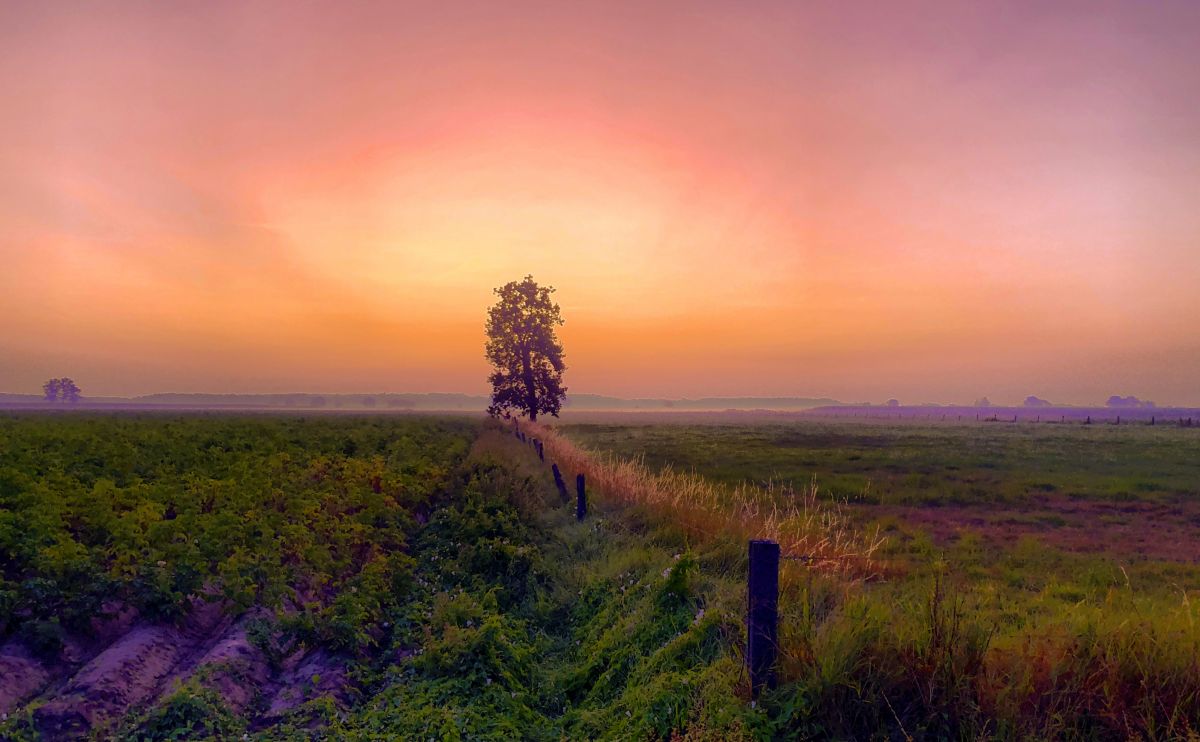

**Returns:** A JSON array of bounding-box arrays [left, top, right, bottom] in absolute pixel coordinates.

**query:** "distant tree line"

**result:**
[[42, 378, 82, 403]]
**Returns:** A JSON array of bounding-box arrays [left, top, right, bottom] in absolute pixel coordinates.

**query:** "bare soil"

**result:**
[[1, 599, 353, 740], [865, 495, 1200, 562]]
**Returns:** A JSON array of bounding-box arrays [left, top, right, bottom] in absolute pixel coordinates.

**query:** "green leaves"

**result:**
[[485, 275, 568, 421], [0, 415, 474, 645]]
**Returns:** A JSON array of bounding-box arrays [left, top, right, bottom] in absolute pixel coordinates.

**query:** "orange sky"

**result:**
[[2, 1, 1198, 405]]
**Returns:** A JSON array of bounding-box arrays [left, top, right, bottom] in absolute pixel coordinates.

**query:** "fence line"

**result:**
[[504, 421, 943, 699], [518, 419, 886, 580]]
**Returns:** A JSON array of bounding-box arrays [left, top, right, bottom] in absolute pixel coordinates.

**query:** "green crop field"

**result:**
[[0, 414, 750, 740], [4, 413, 1200, 740]]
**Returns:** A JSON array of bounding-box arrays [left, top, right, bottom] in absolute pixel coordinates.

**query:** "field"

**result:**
[[0, 414, 750, 740], [3, 412, 1200, 739], [555, 417, 1200, 738], [561, 419, 1200, 559]]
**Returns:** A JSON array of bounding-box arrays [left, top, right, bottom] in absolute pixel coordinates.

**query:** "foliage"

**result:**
[[0, 414, 472, 640], [0, 417, 749, 740], [10, 412, 1196, 738], [484, 275, 567, 421], [270, 429, 751, 741], [129, 682, 245, 741], [40, 377, 81, 403]]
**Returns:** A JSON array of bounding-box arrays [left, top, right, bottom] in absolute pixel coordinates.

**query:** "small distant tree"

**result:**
[[886, 399, 900, 408], [59, 378, 81, 402], [485, 275, 567, 421], [41, 378, 81, 402]]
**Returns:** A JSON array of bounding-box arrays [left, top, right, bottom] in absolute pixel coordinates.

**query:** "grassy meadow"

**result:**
[[559, 419, 1200, 506], [546, 417, 1200, 738]]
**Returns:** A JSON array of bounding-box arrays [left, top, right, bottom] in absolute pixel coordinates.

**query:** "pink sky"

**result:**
[[2, 1, 1198, 404]]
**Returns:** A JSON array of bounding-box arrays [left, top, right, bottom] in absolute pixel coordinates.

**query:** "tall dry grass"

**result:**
[[523, 421, 885, 578]]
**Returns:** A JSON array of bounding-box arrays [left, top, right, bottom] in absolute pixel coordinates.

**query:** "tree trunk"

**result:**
[[520, 347, 537, 421]]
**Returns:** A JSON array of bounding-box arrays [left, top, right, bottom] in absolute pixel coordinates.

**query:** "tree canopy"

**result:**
[[42, 377, 81, 402], [485, 275, 566, 421]]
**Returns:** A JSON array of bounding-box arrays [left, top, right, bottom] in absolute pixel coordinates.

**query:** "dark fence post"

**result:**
[[747, 539, 780, 698], [552, 463, 568, 501], [536, 440, 544, 461], [576, 474, 587, 521]]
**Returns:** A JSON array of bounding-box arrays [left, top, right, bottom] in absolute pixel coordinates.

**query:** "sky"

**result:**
[[2, 0, 1198, 405]]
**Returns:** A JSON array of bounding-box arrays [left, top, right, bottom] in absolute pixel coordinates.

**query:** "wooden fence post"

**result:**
[[552, 463, 568, 501], [576, 474, 587, 521], [747, 539, 780, 698], [536, 440, 544, 461]]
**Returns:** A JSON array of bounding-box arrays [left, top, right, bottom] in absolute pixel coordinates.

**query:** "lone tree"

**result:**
[[485, 275, 566, 421], [41, 378, 81, 402]]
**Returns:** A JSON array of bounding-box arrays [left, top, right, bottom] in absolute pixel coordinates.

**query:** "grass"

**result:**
[[543, 417, 1200, 739], [248, 425, 756, 740], [6, 413, 1200, 738], [525, 420, 884, 577], [558, 420, 1200, 505]]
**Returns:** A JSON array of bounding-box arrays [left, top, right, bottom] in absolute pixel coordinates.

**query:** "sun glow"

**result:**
[[2, 1, 1198, 403]]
